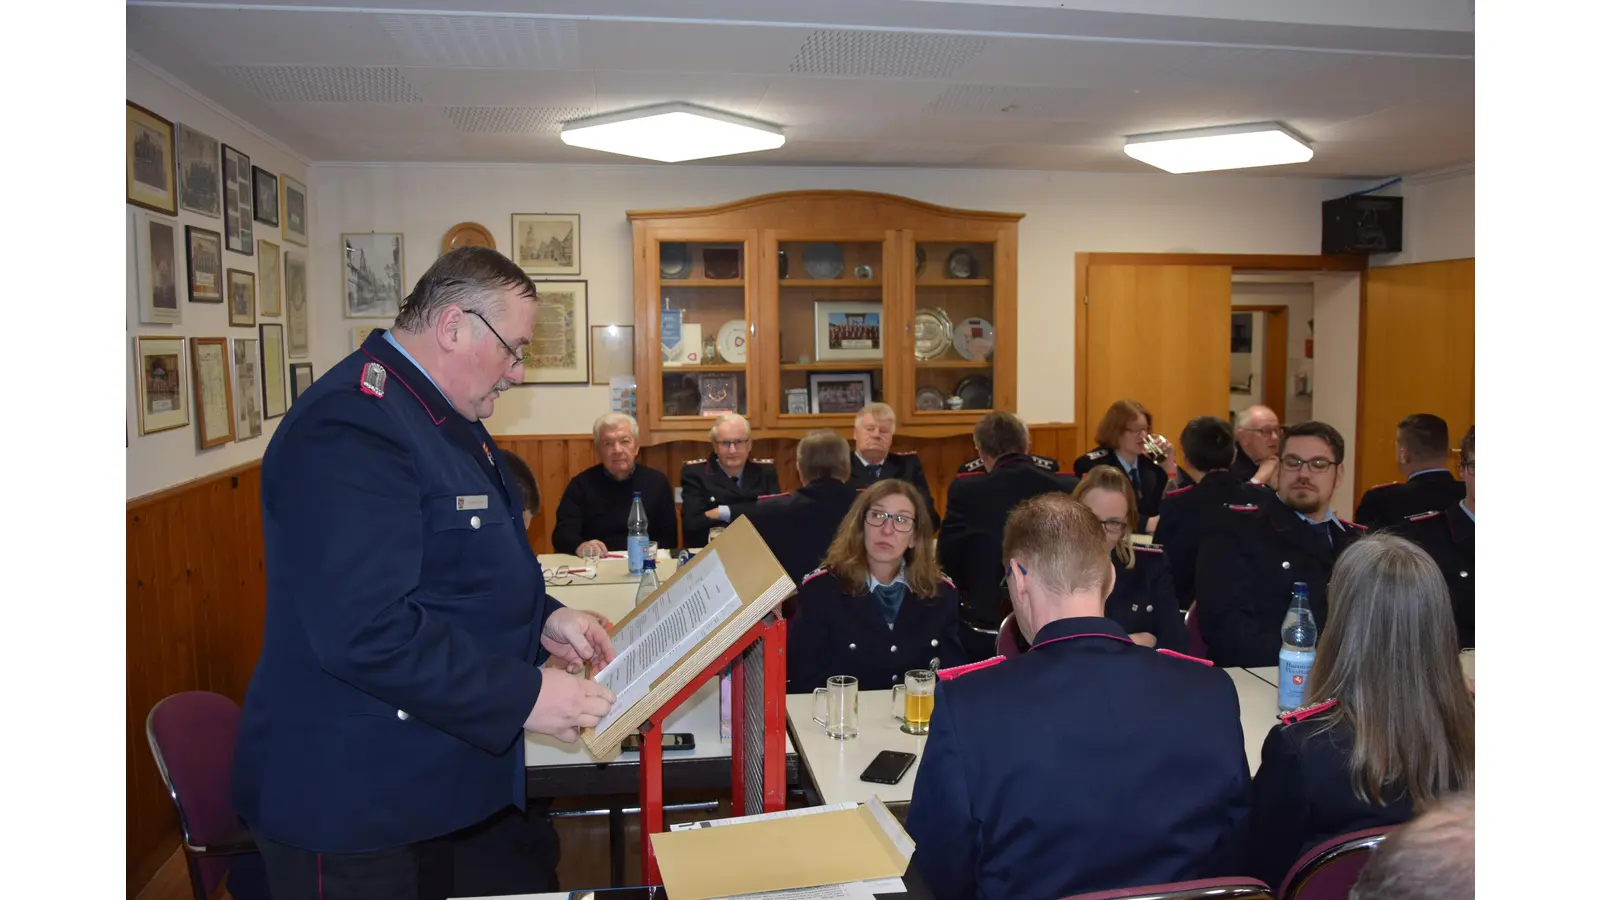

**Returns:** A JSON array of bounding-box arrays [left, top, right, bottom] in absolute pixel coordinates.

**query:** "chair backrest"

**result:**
[[1184, 604, 1209, 659], [996, 613, 1028, 658], [1280, 825, 1395, 899], [146, 691, 248, 895], [1062, 876, 1273, 900]]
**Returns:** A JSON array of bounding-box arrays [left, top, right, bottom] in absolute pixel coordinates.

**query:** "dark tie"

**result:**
[[874, 582, 907, 626], [1128, 465, 1141, 491], [871, 464, 882, 480], [1310, 520, 1333, 548]]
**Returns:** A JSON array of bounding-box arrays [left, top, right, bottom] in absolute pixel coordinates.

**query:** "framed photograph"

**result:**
[[136, 211, 182, 325], [257, 239, 282, 315], [520, 279, 588, 384], [186, 226, 223, 303], [228, 268, 256, 328], [814, 300, 883, 361], [284, 250, 310, 358], [343, 232, 405, 318], [126, 102, 176, 214], [177, 123, 221, 218], [511, 213, 580, 276], [259, 323, 287, 419], [221, 144, 254, 254], [232, 337, 263, 441], [252, 167, 280, 226], [281, 175, 309, 246], [589, 324, 633, 384], [133, 336, 189, 435], [809, 371, 873, 415], [289, 362, 315, 401], [189, 336, 235, 449]]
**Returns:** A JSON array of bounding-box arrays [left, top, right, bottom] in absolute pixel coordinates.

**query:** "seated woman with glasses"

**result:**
[[1071, 399, 1191, 534], [1246, 533, 1475, 892], [1071, 467, 1187, 650], [786, 480, 968, 694]]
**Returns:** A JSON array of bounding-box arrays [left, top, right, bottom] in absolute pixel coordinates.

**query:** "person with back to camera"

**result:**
[[1154, 414, 1273, 608]]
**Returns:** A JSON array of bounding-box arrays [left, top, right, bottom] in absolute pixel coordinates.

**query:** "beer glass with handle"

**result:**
[[891, 669, 937, 735]]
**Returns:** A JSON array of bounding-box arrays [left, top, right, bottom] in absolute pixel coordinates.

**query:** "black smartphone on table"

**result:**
[[860, 749, 918, 784], [620, 732, 696, 753]]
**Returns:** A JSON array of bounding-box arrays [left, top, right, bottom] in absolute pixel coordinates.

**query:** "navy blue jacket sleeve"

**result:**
[[903, 456, 942, 533], [1195, 525, 1277, 666], [679, 468, 714, 550], [1246, 725, 1312, 891], [904, 680, 977, 900], [274, 392, 543, 754], [551, 476, 586, 554], [1148, 555, 1188, 652], [726, 467, 781, 522], [934, 480, 972, 589]]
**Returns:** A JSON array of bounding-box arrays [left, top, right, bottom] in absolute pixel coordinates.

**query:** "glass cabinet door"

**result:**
[[654, 239, 751, 423], [908, 239, 998, 416], [771, 236, 893, 422]]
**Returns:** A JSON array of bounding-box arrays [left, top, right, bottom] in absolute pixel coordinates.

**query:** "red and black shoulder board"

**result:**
[[1226, 503, 1259, 513], [757, 491, 790, 501], [1279, 697, 1338, 724], [752, 457, 775, 465], [892, 449, 919, 457], [801, 567, 832, 586], [936, 656, 1006, 681], [1405, 510, 1443, 523], [1339, 519, 1368, 532], [1156, 648, 1213, 666], [683, 457, 707, 467], [938, 573, 957, 590], [1368, 481, 1401, 490], [1134, 543, 1165, 554], [1165, 483, 1195, 497], [954, 469, 985, 479]]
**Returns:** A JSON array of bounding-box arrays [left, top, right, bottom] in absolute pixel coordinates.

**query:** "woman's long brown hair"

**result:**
[[1072, 466, 1139, 568], [819, 479, 943, 598], [1306, 533, 1475, 807]]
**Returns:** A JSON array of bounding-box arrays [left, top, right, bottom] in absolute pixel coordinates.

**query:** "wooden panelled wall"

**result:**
[[123, 423, 1075, 896]]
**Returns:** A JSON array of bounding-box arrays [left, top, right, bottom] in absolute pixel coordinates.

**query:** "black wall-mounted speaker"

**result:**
[[1322, 194, 1403, 255]]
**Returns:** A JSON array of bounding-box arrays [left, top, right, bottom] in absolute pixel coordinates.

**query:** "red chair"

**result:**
[[996, 613, 1029, 658], [146, 691, 272, 900], [1184, 604, 1209, 659], [1062, 876, 1273, 899], [1278, 825, 1395, 899]]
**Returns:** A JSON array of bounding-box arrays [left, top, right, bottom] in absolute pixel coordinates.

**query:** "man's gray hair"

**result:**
[[392, 246, 538, 333], [593, 412, 639, 444], [708, 413, 751, 442], [1348, 792, 1474, 900], [1235, 404, 1275, 429]]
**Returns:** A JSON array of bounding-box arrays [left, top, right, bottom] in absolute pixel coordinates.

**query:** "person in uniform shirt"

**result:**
[[231, 248, 618, 900], [786, 479, 966, 693], [1195, 421, 1366, 668], [847, 403, 940, 532], [1072, 399, 1189, 533], [1247, 535, 1474, 893], [906, 494, 1250, 900], [1353, 413, 1466, 529], [1155, 415, 1273, 607], [551, 413, 678, 555], [1397, 426, 1474, 649], [744, 430, 860, 584], [1232, 404, 1282, 486], [1072, 467, 1186, 650], [678, 412, 780, 549]]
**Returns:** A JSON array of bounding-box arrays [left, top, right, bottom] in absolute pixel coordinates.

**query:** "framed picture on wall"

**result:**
[[232, 337, 263, 441], [177, 123, 221, 219], [252, 167, 280, 227], [281, 175, 309, 246], [520, 280, 588, 384], [511, 213, 580, 276], [190, 336, 235, 449], [136, 211, 182, 326], [257, 239, 282, 316], [814, 300, 883, 362], [284, 250, 310, 358], [134, 335, 189, 435], [221, 144, 254, 254], [289, 362, 315, 401], [228, 268, 256, 328], [343, 232, 405, 318], [590, 324, 633, 384], [808, 371, 873, 415], [259, 323, 287, 419], [186, 226, 223, 303], [126, 102, 177, 215]]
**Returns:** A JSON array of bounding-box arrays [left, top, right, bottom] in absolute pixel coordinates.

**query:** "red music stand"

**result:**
[[636, 612, 788, 886]]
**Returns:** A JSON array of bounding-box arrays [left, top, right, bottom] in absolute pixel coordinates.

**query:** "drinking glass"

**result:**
[[891, 669, 937, 735], [811, 675, 859, 740]]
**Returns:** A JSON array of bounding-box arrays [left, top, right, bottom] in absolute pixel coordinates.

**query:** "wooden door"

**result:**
[[1356, 258, 1474, 497], [1084, 264, 1233, 460]]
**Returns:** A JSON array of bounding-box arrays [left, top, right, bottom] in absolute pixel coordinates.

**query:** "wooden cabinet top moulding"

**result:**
[[625, 189, 1024, 229]]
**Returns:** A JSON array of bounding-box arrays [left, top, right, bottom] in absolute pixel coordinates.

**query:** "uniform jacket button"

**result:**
[[1281, 561, 1291, 569], [397, 709, 410, 721], [930, 639, 939, 647], [1146, 605, 1154, 612], [470, 515, 482, 530], [890, 645, 898, 653], [1460, 570, 1469, 578], [848, 643, 857, 651]]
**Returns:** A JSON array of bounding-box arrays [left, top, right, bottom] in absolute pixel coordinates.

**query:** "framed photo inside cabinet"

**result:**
[[289, 362, 315, 401], [259, 323, 287, 419], [808, 371, 873, 415], [232, 337, 263, 441], [284, 250, 309, 358], [189, 336, 235, 449], [590, 324, 633, 384], [281, 175, 309, 246], [343, 232, 404, 318], [126, 102, 176, 214], [520, 280, 588, 384], [177, 123, 221, 219], [252, 167, 280, 226], [134, 335, 189, 435], [511, 213, 580, 276], [257, 239, 282, 315], [228, 268, 256, 328], [186, 226, 223, 303], [814, 300, 883, 362], [136, 211, 182, 325], [221, 144, 254, 254]]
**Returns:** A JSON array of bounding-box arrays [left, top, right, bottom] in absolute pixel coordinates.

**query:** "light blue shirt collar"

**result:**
[[1295, 510, 1338, 527], [382, 330, 444, 395], [867, 564, 908, 593], [1409, 468, 1451, 480], [1459, 500, 1474, 522], [1117, 454, 1138, 476]]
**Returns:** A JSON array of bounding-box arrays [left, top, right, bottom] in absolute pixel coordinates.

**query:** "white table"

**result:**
[[540, 552, 680, 625], [1246, 666, 1279, 687], [1250, 651, 1477, 688], [1225, 668, 1283, 773], [785, 690, 928, 806]]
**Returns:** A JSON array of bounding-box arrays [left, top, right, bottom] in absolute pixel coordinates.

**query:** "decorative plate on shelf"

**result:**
[[913, 307, 953, 361], [945, 248, 980, 279], [953, 316, 995, 361], [955, 374, 994, 410], [441, 222, 495, 255], [916, 387, 947, 411], [803, 243, 844, 279], [717, 319, 748, 364], [660, 242, 691, 279]]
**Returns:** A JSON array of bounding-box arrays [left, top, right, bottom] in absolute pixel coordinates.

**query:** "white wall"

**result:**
[[126, 58, 315, 499], [1311, 272, 1363, 517], [1370, 168, 1475, 266], [312, 163, 1362, 436], [1232, 281, 1315, 424]]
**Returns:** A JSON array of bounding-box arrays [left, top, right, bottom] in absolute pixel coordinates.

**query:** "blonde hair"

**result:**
[[855, 403, 897, 428], [1073, 466, 1139, 568], [1000, 493, 1111, 599], [820, 480, 941, 598]]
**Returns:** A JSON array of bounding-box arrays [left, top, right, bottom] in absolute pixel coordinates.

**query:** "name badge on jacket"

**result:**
[[456, 495, 489, 510]]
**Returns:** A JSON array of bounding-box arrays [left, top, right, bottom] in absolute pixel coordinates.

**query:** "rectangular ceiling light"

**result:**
[[560, 102, 785, 163], [1124, 122, 1313, 174]]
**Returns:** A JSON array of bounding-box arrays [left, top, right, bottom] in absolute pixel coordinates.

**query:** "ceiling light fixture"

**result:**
[[1123, 122, 1313, 174], [559, 102, 785, 163]]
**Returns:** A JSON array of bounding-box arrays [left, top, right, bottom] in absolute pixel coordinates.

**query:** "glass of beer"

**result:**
[[891, 669, 937, 735], [811, 675, 859, 740]]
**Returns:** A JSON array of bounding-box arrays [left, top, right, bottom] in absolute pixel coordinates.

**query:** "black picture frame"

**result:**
[[185, 225, 223, 303], [221, 144, 254, 255], [252, 166, 280, 227]]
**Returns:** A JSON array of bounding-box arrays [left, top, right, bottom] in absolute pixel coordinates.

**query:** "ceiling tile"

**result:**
[[376, 14, 581, 68], [788, 29, 990, 79], [401, 68, 596, 107]]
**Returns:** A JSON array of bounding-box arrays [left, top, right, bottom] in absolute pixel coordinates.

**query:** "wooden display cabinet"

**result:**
[[629, 191, 1021, 443]]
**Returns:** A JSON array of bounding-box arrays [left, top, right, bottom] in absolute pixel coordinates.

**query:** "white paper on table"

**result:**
[[708, 881, 878, 900], [668, 802, 859, 832], [593, 549, 741, 734]]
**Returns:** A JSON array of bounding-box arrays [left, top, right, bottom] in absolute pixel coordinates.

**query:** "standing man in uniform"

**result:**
[[906, 494, 1249, 900], [232, 247, 618, 900], [679, 412, 780, 549], [847, 403, 940, 532], [744, 430, 860, 584], [1232, 404, 1282, 486], [1154, 415, 1272, 608], [1354, 413, 1466, 529], [1398, 426, 1474, 649]]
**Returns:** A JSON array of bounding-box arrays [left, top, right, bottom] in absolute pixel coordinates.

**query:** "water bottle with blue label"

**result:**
[[1278, 582, 1318, 711], [626, 492, 649, 575]]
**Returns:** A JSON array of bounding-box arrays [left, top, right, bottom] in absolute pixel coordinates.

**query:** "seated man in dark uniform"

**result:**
[[847, 402, 940, 532], [955, 451, 1060, 475], [906, 493, 1250, 900], [1354, 413, 1466, 529], [1154, 415, 1273, 607], [1232, 404, 1282, 486], [679, 412, 780, 549], [939, 411, 1078, 660], [744, 430, 860, 584], [1195, 421, 1366, 668], [551, 413, 678, 555], [1397, 426, 1474, 649]]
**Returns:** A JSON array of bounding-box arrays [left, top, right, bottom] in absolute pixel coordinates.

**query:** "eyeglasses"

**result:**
[[866, 509, 916, 533], [1241, 426, 1283, 437], [541, 565, 597, 584], [1100, 519, 1128, 536], [714, 439, 750, 449], [1123, 424, 1150, 435], [1281, 455, 1337, 472], [467, 310, 523, 365]]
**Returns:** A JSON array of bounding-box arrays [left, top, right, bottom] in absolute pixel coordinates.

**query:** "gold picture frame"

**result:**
[[134, 336, 189, 435], [126, 101, 177, 215]]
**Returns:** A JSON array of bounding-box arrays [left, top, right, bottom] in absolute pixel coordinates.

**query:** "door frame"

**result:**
[[1233, 304, 1289, 420], [1072, 252, 1367, 462]]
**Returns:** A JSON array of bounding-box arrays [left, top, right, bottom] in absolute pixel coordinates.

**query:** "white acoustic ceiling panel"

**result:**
[[789, 29, 990, 79], [377, 14, 581, 69], [927, 84, 1103, 119], [445, 106, 594, 134], [224, 66, 423, 103]]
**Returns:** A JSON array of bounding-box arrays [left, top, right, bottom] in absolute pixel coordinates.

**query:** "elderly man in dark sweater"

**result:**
[[552, 413, 678, 554]]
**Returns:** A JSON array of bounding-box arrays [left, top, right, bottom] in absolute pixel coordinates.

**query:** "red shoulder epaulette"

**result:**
[[938, 573, 956, 590], [1155, 648, 1213, 666], [1405, 510, 1443, 522], [683, 457, 708, 466], [757, 491, 789, 501], [1165, 484, 1195, 497], [892, 449, 919, 457], [1133, 543, 1164, 554], [1339, 519, 1368, 532], [753, 457, 775, 465], [936, 656, 1005, 680], [1226, 503, 1259, 512], [953, 470, 984, 478], [801, 567, 831, 586], [1369, 480, 1401, 490], [1279, 697, 1338, 724]]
